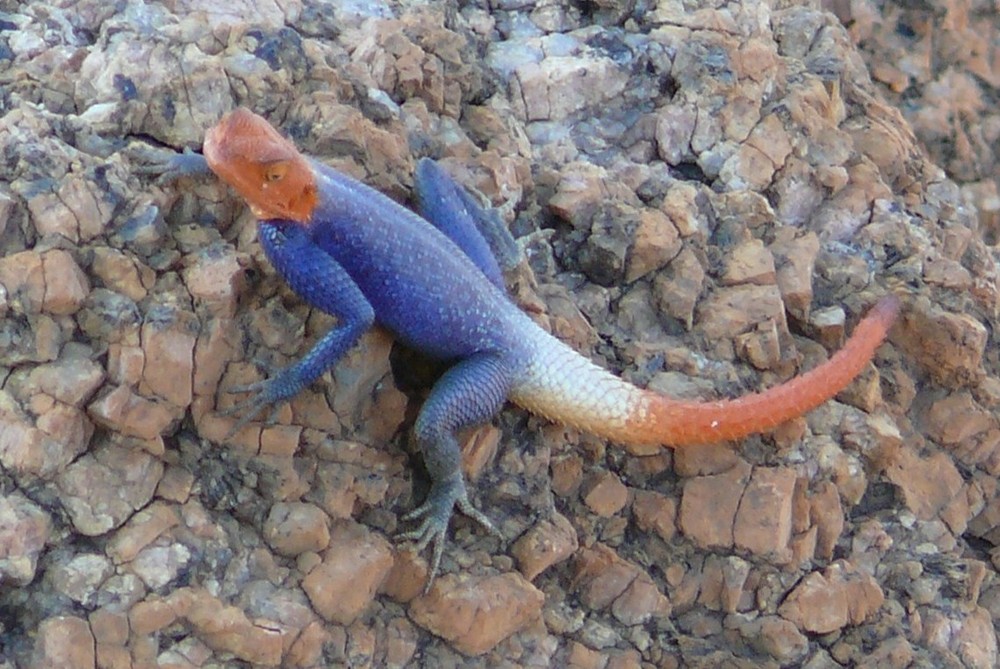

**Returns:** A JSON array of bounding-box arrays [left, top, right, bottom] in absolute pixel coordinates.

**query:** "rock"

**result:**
[[652, 247, 706, 330], [34, 400, 93, 469], [579, 202, 632, 287], [0, 492, 52, 585], [23, 170, 112, 242], [631, 489, 677, 543], [719, 143, 777, 191], [673, 442, 743, 477], [885, 449, 964, 521], [192, 317, 240, 398], [770, 230, 820, 320], [918, 605, 998, 669], [719, 238, 776, 287], [263, 502, 331, 557], [0, 250, 44, 314], [581, 470, 629, 517], [89, 608, 130, 669], [106, 502, 180, 564], [91, 247, 154, 302], [952, 606, 998, 669], [461, 425, 502, 482], [87, 384, 177, 442], [285, 620, 333, 668], [626, 208, 682, 283], [304, 439, 399, 520], [551, 454, 585, 498], [409, 572, 544, 656], [548, 162, 633, 229], [893, 301, 986, 389], [128, 542, 192, 590], [740, 615, 809, 665], [779, 570, 850, 634], [778, 561, 884, 634], [0, 249, 92, 316], [48, 553, 114, 606], [809, 481, 845, 561], [30, 616, 96, 669], [858, 636, 914, 669], [513, 54, 629, 122], [381, 548, 429, 605], [0, 394, 76, 478], [40, 249, 91, 315], [696, 284, 788, 345], [733, 466, 796, 562], [56, 444, 163, 536], [139, 305, 197, 408], [656, 102, 698, 167], [156, 464, 195, 503], [328, 329, 407, 442], [301, 520, 393, 624], [679, 459, 752, 549], [735, 318, 782, 370], [573, 544, 671, 625], [128, 597, 176, 637], [181, 241, 247, 318], [808, 305, 847, 351], [511, 511, 579, 581], [107, 344, 144, 387], [924, 391, 994, 449], [167, 587, 283, 666], [25, 348, 106, 407]]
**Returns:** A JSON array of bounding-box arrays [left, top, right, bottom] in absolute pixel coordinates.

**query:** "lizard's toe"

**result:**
[[399, 482, 501, 591], [398, 513, 450, 592], [456, 496, 502, 540]]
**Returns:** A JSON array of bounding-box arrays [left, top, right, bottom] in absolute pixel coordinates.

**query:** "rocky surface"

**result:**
[[0, 0, 998, 666]]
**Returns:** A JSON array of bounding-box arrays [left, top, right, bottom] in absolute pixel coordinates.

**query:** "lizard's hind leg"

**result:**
[[413, 158, 519, 290], [400, 351, 514, 586]]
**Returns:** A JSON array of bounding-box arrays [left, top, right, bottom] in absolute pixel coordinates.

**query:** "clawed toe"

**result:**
[[399, 513, 449, 586], [400, 486, 500, 591], [217, 379, 287, 440], [457, 497, 502, 540]]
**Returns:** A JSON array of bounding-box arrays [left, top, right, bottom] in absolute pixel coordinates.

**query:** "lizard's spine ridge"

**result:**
[[509, 295, 900, 448]]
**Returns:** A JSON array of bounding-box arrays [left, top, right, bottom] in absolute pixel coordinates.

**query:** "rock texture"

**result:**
[[0, 0, 997, 666]]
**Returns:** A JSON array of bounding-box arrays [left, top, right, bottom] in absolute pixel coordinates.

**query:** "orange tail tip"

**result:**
[[622, 294, 901, 447]]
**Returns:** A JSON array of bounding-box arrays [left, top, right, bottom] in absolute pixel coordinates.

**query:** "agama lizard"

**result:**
[[168, 107, 900, 580]]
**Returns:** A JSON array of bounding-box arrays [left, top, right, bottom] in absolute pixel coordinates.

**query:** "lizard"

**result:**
[[165, 107, 900, 581]]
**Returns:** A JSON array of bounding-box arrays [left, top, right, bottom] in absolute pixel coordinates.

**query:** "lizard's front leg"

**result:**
[[222, 221, 375, 434], [399, 351, 515, 587]]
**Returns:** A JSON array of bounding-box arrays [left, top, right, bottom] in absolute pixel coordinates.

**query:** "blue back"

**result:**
[[304, 161, 518, 361]]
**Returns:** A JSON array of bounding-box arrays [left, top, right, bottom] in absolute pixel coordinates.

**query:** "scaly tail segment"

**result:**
[[509, 295, 900, 448]]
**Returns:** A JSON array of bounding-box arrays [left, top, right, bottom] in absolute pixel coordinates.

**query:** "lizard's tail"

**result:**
[[508, 295, 900, 450]]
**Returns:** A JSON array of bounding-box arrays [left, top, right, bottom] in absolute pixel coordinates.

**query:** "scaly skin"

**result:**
[[196, 108, 899, 584]]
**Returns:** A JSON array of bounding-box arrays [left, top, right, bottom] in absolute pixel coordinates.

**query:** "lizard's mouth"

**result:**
[[204, 108, 319, 224]]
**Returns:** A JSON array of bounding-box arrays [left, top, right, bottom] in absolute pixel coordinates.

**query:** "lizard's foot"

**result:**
[[399, 478, 502, 591], [136, 146, 211, 182], [468, 198, 522, 272], [218, 368, 304, 440]]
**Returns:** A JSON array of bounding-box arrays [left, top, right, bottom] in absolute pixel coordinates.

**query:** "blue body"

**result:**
[[248, 158, 530, 569], [318, 161, 514, 357]]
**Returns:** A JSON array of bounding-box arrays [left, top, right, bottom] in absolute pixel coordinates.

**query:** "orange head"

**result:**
[[203, 108, 318, 223]]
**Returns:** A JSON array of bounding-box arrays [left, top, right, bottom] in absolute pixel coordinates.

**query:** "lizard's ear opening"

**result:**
[[295, 182, 319, 221]]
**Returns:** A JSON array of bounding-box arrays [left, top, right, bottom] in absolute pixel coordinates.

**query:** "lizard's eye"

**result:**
[[263, 161, 288, 183]]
